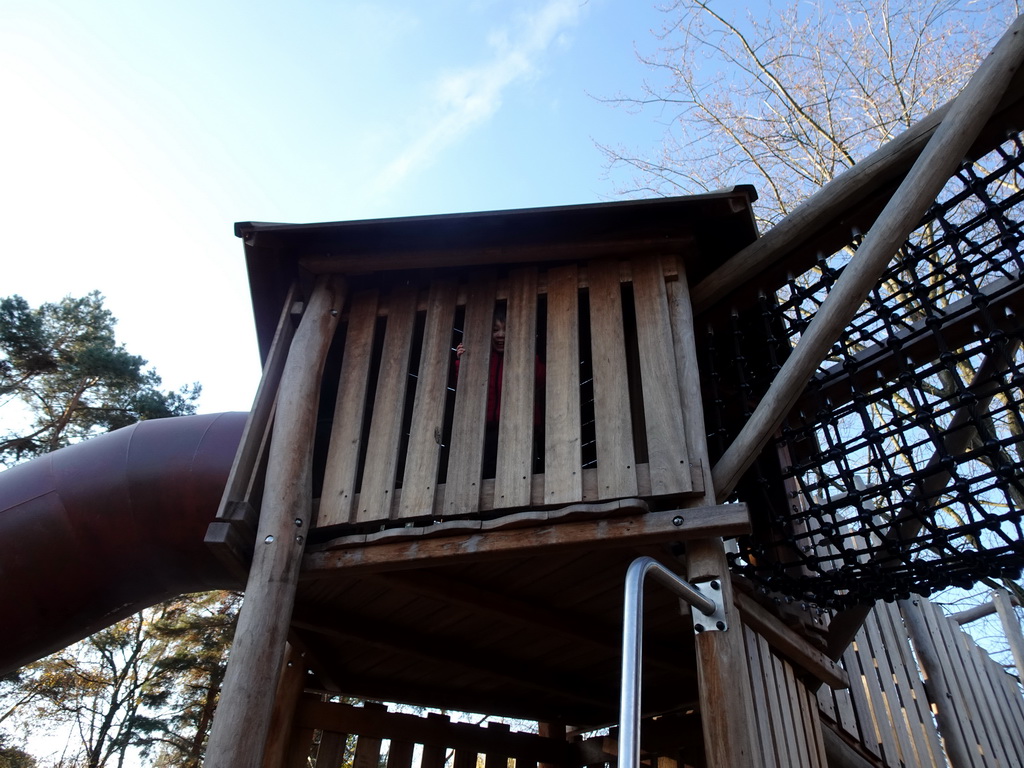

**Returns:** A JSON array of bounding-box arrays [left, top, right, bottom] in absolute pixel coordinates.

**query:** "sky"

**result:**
[[1, 0, 682, 415]]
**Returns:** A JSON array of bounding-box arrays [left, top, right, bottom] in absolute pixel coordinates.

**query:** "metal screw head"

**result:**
[[672, 516, 684, 526], [710, 580, 720, 590], [694, 623, 705, 633], [716, 621, 727, 631]]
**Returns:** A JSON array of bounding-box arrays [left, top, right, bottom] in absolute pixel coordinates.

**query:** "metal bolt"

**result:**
[[716, 621, 726, 631], [710, 580, 720, 590], [694, 623, 705, 633], [264, 535, 275, 544], [672, 516, 684, 526]]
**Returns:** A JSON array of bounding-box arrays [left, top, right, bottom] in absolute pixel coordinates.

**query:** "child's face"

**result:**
[[491, 319, 506, 352]]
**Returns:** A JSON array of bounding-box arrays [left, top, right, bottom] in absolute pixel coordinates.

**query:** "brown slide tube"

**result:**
[[0, 412, 247, 674]]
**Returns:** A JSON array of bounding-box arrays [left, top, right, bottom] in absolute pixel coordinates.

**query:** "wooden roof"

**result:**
[[237, 189, 759, 361]]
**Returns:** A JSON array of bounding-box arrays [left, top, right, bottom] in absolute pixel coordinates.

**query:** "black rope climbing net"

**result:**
[[708, 134, 1024, 609]]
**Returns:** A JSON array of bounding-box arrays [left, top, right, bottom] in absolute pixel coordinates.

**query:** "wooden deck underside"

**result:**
[[291, 538, 707, 727]]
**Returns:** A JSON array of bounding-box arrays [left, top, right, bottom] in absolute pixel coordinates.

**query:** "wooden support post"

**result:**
[[992, 588, 1024, 682], [711, 14, 1024, 504], [668, 262, 762, 768], [898, 597, 975, 768], [205, 275, 346, 767]]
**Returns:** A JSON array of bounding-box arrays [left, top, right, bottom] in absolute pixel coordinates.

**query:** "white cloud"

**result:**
[[373, 0, 584, 194]]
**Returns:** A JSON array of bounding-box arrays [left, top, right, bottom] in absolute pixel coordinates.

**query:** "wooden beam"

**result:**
[[993, 588, 1024, 683], [206, 282, 299, 576], [205, 275, 346, 768], [261, 644, 307, 768], [712, 14, 1024, 505], [302, 504, 749, 577]]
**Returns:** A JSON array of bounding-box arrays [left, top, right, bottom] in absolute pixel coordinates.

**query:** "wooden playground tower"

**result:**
[[201, 17, 1024, 768]]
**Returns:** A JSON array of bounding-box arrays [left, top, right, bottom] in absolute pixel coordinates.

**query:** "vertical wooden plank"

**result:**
[[588, 259, 638, 498], [800, 684, 829, 768], [353, 733, 383, 768], [206, 275, 346, 768], [760, 635, 791, 768], [400, 279, 458, 519], [420, 713, 451, 768], [877, 601, 944, 766], [631, 257, 691, 495], [862, 609, 917, 766], [956, 628, 1011, 767], [484, 721, 512, 768], [666, 261, 706, 490], [841, 630, 883, 761], [356, 284, 419, 523], [856, 615, 902, 767], [320, 290, 380, 527], [900, 597, 978, 768], [386, 740, 416, 768], [495, 268, 538, 509], [453, 748, 478, 768], [744, 627, 778, 768], [316, 731, 350, 768], [445, 271, 497, 516], [544, 264, 583, 505]]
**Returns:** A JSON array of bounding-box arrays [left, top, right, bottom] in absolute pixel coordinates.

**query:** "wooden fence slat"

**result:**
[[782, 658, 813, 768], [320, 290, 380, 527], [495, 268, 539, 509], [587, 259, 638, 498], [484, 721, 512, 768], [400, 279, 458, 520], [744, 627, 778, 768], [353, 704, 387, 768], [356, 285, 419, 523], [862, 605, 918, 767], [758, 630, 792, 767], [801, 683, 828, 768], [316, 731, 350, 768], [856, 617, 902, 768], [925, 597, 984, 768], [958, 627, 1012, 767], [420, 713, 451, 768], [841, 630, 882, 761], [630, 257, 691, 495], [544, 264, 583, 504], [453, 748, 478, 768], [666, 261, 707, 494], [445, 272, 498, 516], [876, 601, 944, 767], [386, 739, 416, 768]]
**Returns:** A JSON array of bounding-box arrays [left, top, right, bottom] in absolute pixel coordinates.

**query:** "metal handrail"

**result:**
[[618, 556, 721, 768]]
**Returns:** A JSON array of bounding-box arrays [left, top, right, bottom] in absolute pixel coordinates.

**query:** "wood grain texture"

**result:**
[[631, 257, 691, 495], [303, 504, 750, 576], [205, 275, 346, 768], [543, 264, 583, 504], [319, 290, 380, 527], [495, 268, 538, 509], [587, 259, 638, 498], [356, 284, 419, 523], [400, 279, 459, 520], [444, 272, 497, 516]]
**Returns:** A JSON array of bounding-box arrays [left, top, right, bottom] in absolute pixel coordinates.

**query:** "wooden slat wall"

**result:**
[[288, 698, 570, 768], [917, 597, 1024, 768], [818, 599, 1024, 768], [744, 625, 827, 768], [316, 257, 702, 529]]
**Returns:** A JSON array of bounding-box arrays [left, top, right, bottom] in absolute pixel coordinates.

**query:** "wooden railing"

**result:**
[[286, 699, 572, 768]]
